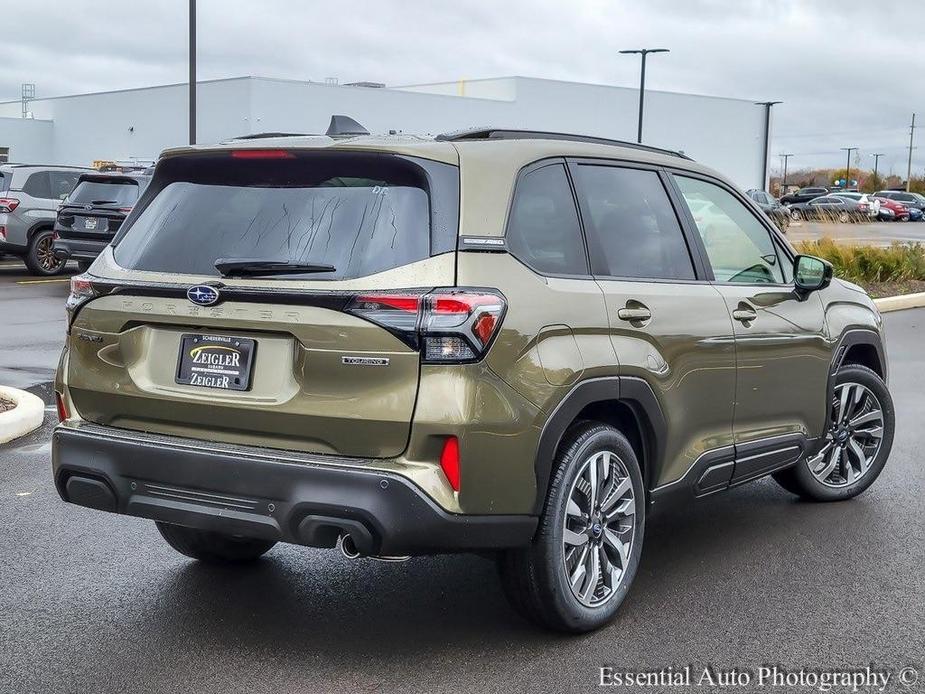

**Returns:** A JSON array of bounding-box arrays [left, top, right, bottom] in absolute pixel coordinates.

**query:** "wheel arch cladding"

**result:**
[[532, 377, 667, 514]]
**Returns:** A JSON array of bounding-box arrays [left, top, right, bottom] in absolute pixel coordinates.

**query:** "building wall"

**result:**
[[0, 76, 767, 189], [0, 117, 54, 163]]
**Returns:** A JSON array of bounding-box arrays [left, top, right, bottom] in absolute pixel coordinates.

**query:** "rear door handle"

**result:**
[[617, 306, 652, 322], [732, 306, 758, 323]]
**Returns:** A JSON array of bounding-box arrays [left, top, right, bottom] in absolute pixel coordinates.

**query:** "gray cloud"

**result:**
[[1, 0, 922, 177]]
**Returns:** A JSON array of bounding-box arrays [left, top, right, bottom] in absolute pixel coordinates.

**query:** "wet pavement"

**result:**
[[1, 279, 923, 691]]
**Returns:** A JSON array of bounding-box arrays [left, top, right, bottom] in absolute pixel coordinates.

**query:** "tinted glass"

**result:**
[[0, 172, 8, 193], [48, 171, 80, 200], [115, 155, 442, 280], [22, 172, 51, 199], [68, 181, 140, 207], [573, 165, 694, 280], [675, 176, 784, 284], [506, 163, 587, 275]]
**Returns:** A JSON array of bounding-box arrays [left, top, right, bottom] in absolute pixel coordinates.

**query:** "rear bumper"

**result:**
[[52, 237, 108, 261], [52, 422, 537, 556]]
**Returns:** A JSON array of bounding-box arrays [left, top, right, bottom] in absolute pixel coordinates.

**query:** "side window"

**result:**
[[571, 164, 695, 280], [49, 171, 80, 200], [22, 171, 51, 199], [675, 175, 785, 284], [506, 163, 587, 276]]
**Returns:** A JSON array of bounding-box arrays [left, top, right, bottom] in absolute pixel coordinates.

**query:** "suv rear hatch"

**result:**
[[56, 174, 147, 240], [65, 146, 473, 458]]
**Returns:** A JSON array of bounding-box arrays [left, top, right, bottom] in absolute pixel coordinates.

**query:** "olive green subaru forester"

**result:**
[[52, 123, 894, 633]]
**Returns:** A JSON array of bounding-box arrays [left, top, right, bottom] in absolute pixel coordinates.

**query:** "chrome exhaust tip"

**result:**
[[339, 534, 361, 559]]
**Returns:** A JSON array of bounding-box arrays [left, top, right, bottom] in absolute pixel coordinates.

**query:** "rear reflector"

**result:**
[[440, 436, 460, 491], [55, 391, 69, 422], [230, 149, 295, 159], [0, 226, 5, 242]]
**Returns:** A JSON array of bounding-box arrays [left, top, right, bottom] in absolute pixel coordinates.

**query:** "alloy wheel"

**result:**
[[808, 382, 885, 488], [562, 450, 636, 607], [37, 235, 63, 272]]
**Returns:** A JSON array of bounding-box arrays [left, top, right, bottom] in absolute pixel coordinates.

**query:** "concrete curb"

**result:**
[[0, 385, 45, 444], [874, 292, 925, 313]]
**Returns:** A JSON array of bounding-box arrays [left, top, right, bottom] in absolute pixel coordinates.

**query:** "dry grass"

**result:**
[[795, 237, 925, 284]]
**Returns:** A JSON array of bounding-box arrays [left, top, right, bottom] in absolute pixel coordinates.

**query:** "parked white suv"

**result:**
[[0, 164, 89, 275]]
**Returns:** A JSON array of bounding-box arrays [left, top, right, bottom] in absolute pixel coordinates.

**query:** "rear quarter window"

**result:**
[[113, 152, 458, 280]]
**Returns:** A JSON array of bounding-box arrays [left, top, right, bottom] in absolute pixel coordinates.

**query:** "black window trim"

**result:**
[[501, 156, 593, 280], [564, 157, 710, 284], [664, 168, 796, 289]]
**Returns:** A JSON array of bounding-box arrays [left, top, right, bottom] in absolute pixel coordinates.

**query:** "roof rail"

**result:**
[[435, 127, 692, 160]]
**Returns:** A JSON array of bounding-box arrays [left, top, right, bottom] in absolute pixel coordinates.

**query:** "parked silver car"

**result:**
[[0, 164, 90, 274]]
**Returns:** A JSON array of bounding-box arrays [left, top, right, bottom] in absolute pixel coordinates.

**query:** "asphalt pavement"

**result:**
[[1, 262, 923, 693]]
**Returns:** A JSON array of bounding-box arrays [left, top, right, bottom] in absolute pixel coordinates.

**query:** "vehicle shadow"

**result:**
[[123, 479, 818, 656]]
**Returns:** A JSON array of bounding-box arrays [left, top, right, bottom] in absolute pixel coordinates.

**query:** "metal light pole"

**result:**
[[907, 113, 916, 192], [755, 101, 782, 191], [780, 153, 794, 193], [871, 153, 884, 187], [619, 48, 670, 143], [841, 147, 857, 189], [189, 0, 196, 145]]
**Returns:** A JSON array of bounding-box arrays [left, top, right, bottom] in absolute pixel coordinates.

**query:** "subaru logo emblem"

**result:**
[[187, 285, 220, 306], [84, 204, 93, 211]]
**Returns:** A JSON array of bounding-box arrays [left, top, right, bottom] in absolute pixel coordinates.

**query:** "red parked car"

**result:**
[[872, 196, 910, 222]]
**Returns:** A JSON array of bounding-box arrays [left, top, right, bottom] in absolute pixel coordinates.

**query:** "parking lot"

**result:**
[[1, 260, 923, 693]]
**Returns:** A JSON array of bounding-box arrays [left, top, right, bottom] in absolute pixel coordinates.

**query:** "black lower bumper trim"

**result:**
[[52, 424, 537, 556]]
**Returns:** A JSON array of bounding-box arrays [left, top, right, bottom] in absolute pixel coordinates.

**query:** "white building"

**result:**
[[0, 75, 770, 189]]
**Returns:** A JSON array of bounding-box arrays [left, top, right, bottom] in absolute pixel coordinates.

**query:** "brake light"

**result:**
[[0, 197, 19, 213], [440, 436, 461, 491], [231, 149, 295, 159], [345, 289, 506, 363], [65, 274, 98, 319], [55, 391, 70, 422]]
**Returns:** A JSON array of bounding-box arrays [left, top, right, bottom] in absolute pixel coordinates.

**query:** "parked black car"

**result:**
[[52, 173, 149, 271], [746, 189, 790, 231], [779, 186, 828, 205], [789, 195, 866, 222], [874, 190, 925, 214]]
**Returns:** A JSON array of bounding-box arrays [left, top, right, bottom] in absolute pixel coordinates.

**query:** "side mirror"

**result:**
[[793, 254, 833, 297]]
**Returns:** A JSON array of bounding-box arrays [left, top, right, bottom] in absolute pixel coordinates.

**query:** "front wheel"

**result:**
[[838, 211, 851, 223], [790, 209, 804, 221], [156, 522, 277, 563], [498, 422, 645, 632], [773, 364, 894, 501]]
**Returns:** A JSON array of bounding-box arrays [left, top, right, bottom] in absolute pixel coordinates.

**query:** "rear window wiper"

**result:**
[[214, 258, 337, 277]]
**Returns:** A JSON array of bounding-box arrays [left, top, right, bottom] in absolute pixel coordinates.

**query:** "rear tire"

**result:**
[[790, 209, 803, 221], [24, 229, 66, 276], [498, 422, 645, 632], [156, 522, 276, 563], [773, 365, 894, 502]]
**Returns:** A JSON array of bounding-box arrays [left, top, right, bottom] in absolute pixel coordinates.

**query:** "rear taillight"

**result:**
[[65, 274, 98, 319], [0, 197, 19, 213], [345, 288, 506, 364]]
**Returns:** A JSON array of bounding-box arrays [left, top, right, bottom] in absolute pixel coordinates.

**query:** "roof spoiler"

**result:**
[[326, 115, 369, 138]]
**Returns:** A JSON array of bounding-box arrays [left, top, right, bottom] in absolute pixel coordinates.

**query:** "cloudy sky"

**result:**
[[2, 0, 923, 177]]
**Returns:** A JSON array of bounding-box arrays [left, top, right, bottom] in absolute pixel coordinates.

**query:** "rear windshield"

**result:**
[[0, 172, 8, 193], [68, 180, 140, 207], [113, 152, 457, 280]]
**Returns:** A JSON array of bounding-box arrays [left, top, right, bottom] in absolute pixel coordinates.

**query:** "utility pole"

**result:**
[[780, 153, 794, 193], [619, 48, 670, 143], [841, 147, 857, 189], [907, 113, 916, 192], [755, 101, 782, 191], [189, 0, 196, 145], [871, 153, 884, 186]]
